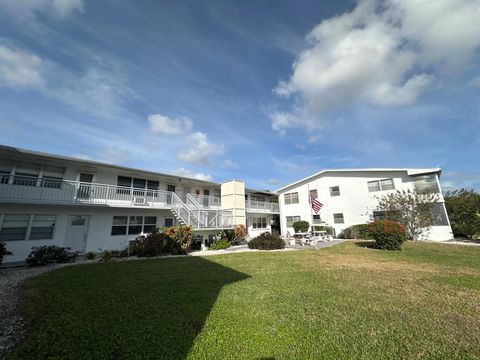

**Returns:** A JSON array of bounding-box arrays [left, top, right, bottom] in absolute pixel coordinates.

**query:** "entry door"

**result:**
[[77, 173, 94, 199], [203, 189, 210, 207], [64, 215, 89, 252], [167, 184, 175, 204]]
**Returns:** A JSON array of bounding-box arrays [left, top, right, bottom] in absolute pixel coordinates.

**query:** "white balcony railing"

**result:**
[[188, 194, 221, 208], [0, 175, 233, 229], [246, 200, 280, 213]]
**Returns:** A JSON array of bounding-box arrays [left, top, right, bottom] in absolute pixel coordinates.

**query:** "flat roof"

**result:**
[[276, 168, 441, 192], [0, 144, 276, 193]]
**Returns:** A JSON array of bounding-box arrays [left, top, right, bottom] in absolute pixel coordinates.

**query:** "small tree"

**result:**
[[233, 224, 247, 244], [376, 189, 438, 241], [293, 220, 309, 233], [444, 189, 480, 239]]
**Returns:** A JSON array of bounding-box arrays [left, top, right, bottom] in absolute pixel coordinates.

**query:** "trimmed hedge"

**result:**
[[248, 232, 285, 250], [293, 221, 309, 233], [339, 224, 372, 239], [368, 220, 407, 250]]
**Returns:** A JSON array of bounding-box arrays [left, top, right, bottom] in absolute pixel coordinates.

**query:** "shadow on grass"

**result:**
[[11, 256, 250, 360]]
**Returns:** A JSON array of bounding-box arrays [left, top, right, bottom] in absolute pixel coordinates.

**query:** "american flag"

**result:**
[[310, 196, 323, 214]]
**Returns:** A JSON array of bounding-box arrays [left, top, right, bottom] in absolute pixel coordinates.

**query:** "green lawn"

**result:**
[[11, 242, 480, 359]]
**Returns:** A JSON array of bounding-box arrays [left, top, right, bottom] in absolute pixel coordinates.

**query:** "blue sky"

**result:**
[[0, 0, 479, 191]]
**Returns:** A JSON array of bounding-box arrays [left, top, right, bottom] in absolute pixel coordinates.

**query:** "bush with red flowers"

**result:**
[[368, 220, 407, 250]]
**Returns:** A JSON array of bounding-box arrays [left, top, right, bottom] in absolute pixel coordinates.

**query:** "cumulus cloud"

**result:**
[[172, 168, 213, 181], [0, 0, 84, 20], [177, 132, 224, 165], [272, 0, 480, 133], [0, 45, 45, 89], [148, 114, 193, 135]]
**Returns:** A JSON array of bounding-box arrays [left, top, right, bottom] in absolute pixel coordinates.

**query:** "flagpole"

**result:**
[[307, 182, 314, 236]]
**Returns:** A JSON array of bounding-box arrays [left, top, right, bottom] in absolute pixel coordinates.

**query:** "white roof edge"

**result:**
[[276, 168, 441, 193], [0, 145, 221, 186]]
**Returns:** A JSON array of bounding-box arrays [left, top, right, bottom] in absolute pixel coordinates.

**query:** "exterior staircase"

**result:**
[[169, 192, 233, 229]]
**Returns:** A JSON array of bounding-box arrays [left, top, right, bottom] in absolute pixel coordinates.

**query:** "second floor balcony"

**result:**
[[0, 175, 201, 209], [246, 200, 279, 213]]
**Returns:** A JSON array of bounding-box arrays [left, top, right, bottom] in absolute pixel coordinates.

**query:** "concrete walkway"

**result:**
[[189, 239, 346, 257]]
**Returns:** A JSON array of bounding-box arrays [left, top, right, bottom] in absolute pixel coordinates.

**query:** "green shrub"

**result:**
[[0, 242, 12, 266], [340, 224, 372, 239], [100, 250, 116, 262], [129, 229, 168, 257], [164, 226, 193, 254], [129, 226, 193, 257], [368, 220, 407, 251], [209, 239, 231, 250], [313, 225, 333, 235], [85, 251, 96, 260], [293, 220, 309, 233], [248, 232, 285, 250], [26, 245, 76, 266]]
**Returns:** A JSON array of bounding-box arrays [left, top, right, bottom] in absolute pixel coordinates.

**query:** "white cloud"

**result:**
[[267, 178, 280, 185], [0, 0, 84, 20], [173, 168, 213, 181], [0, 45, 45, 89], [273, 0, 480, 133], [176, 132, 224, 165], [0, 44, 137, 118], [148, 114, 193, 135]]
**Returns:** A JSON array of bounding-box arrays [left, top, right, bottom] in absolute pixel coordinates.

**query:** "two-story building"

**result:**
[[276, 169, 453, 241], [0, 145, 279, 264]]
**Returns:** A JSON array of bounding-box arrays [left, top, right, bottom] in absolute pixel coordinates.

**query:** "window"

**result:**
[[252, 217, 267, 229], [29, 215, 56, 240], [0, 214, 57, 241], [380, 178, 394, 191], [128, 216, 143, 235], [412, 174, 439, 194], [286, 216, 301, 227], [431, 203, 449, 226], [309, 189, 317, 198], [111, 216, 128, 235], [0, 158, 13, 184], [330, 186, 340, 196], [164, 218, 174, 227], [111, 216, 157, 236], [251, 194, 266, 202], [367, 181, 381, 192], [368, 178, 395, 192], [0, 214, 30, 241], [284, 192, 299, 205], [42, 166, 65, 188], [313, 214, 322, 224], [333, 213, 344, 224], [13, 161, 40, 186], [143, 216, 157, 233]]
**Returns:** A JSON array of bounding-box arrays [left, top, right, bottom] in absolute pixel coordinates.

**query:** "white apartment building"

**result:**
[[277, 169, 453, 241], [0, 146, 279, 264]]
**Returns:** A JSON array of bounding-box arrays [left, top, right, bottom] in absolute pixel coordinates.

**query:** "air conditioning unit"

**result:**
[[133, 197, 146, 205]]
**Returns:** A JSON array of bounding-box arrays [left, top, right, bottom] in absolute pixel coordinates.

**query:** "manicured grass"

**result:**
[[11, 242, 480, 359]]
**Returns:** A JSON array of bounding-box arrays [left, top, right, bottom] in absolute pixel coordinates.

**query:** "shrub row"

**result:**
[[339, 224, 372, 239], [26, 245, 77, 266], [248, 232, 285, 250]]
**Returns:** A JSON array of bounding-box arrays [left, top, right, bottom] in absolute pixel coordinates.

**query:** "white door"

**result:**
[[64, 215, 90, 252]]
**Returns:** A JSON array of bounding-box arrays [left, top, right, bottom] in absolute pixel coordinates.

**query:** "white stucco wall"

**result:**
[[278, 170, 453, 241], [0, 204, 176, 263]]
